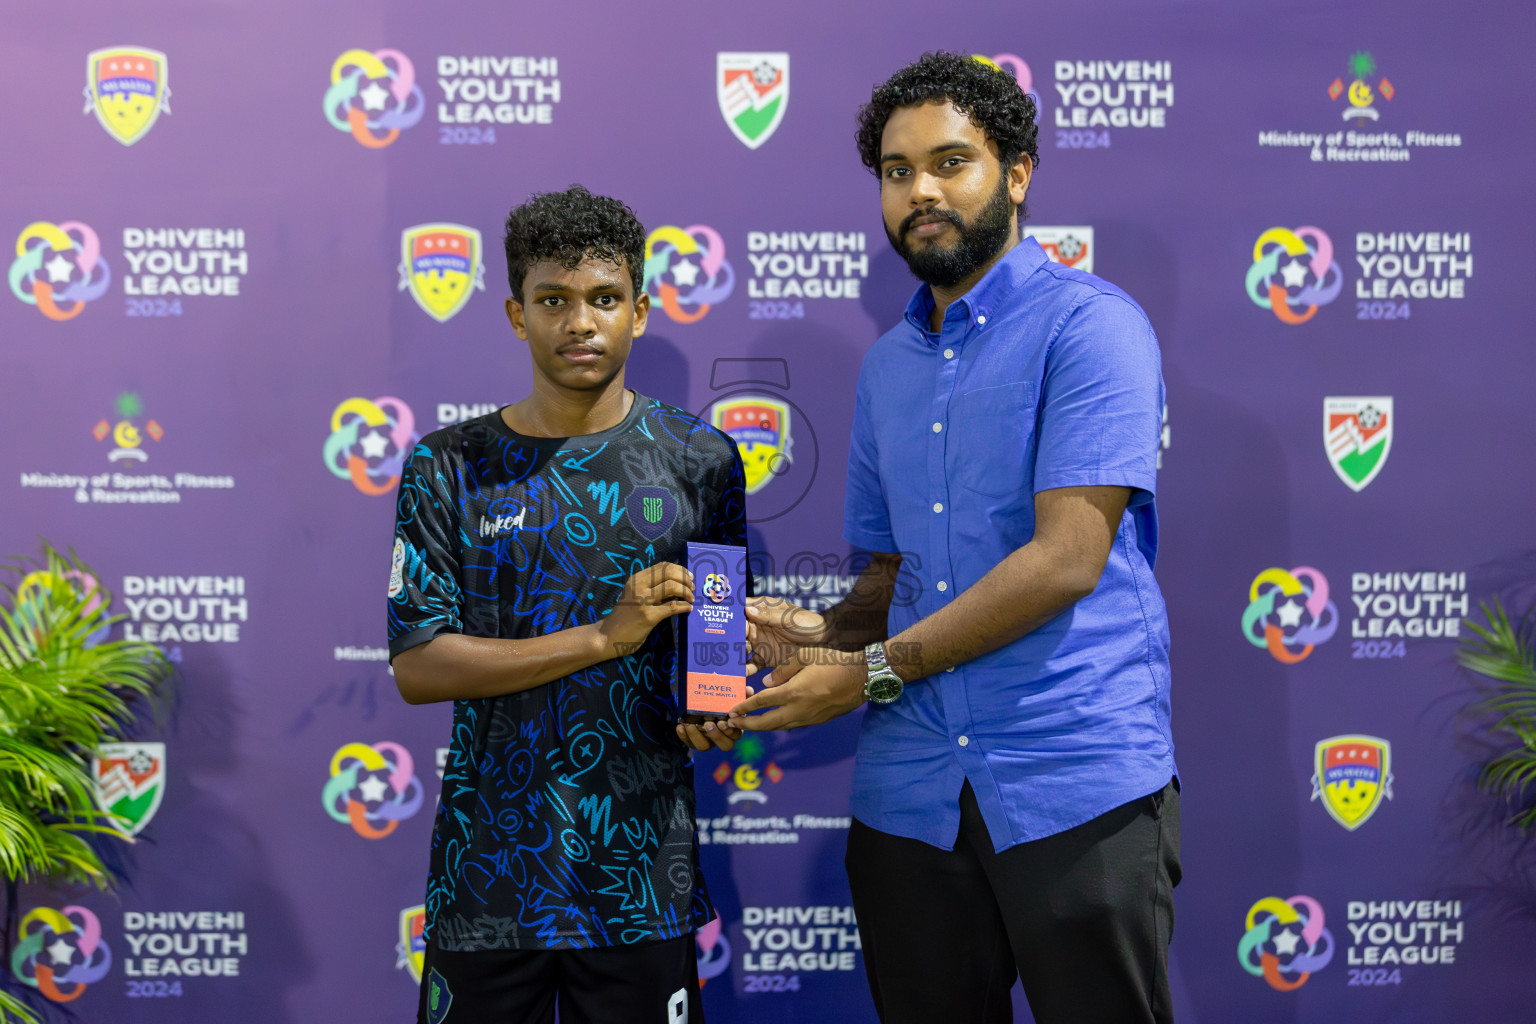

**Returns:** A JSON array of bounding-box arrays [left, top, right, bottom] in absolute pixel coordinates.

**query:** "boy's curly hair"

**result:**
[[503, 185, 646, 300]]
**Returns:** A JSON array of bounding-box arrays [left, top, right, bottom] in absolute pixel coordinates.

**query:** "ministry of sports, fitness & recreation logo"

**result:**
[[324, 49, 426, 148], [322, 741, 424, 839], [1246, 226, 1342, 324], [1331, 51, 1393, 122], [1242, 566, 1339, 663], [717, 53, 788, 149], [94, 392, 163, 463], [323, 397, 418, 496], [10, 221, 111, 321], [398, 223, 485, 322], [643, 225, 734, 323], [1238, 896, 1334, 991], [84, 46, 170, 145]]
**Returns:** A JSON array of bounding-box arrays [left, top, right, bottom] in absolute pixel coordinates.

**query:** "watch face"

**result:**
[[867, 672, 902, 704]]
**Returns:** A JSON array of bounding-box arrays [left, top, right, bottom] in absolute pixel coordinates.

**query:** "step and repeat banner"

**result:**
[[2, 1, 1533, 1021]]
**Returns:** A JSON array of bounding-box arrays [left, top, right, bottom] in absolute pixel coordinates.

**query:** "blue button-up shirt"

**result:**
[[843, 237, 1174, 852]]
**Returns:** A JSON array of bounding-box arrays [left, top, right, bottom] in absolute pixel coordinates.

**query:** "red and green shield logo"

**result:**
[[1324, 396, 1392, 492], [93, 742, 165, 837], [717, 53, 788, 149]]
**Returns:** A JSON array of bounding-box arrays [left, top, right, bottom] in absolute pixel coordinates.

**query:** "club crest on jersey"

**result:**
[[1311, 735, 1393, 831], [398, 223, 485, 322], [396, 905, 426, 982], [1324, 397, 1392, 492], [84, 46, 170, 145], [717, 53, 789, 149], [426, 968, 453, 1023], [92, 742, 166, 836], [626, 486, 679, 541], [713, 396, 791, 494]]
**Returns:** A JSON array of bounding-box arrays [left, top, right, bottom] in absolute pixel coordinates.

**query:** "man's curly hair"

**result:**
[[855, 52, 1039, 178], [503, 184, 646, 300]]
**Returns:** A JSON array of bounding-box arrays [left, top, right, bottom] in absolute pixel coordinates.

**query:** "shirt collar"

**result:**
[[902, 236, 1049, 338]]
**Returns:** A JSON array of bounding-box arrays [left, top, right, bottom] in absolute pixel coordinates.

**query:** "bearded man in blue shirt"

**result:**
[[727, 52, 1179, 1024]]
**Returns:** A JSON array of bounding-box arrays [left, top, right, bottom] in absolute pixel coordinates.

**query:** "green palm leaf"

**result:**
[[0, 544, 170, 1024], [1459, 598, 1536, 828]]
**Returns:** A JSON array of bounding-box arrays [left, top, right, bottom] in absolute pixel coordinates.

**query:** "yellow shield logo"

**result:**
[[398, 224, 484, 323], [84, 47, 169, 146], [1311, 735, 1392, 831], [712, 396, 791, 494], [396, 905, 426, 982]]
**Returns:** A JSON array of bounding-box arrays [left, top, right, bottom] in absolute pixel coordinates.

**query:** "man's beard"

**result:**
[[888, 174, 1017, 290]]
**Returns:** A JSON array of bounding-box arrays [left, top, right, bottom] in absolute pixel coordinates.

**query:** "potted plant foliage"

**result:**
[[0, 546, 170, 1023], [1458, 598, 1536, 828]]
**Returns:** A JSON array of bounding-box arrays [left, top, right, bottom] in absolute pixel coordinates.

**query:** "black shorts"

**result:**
[[415, 932, 704, 1024]]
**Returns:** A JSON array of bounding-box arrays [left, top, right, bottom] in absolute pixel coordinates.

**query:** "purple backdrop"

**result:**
[[3, 1, 1535, 1021]]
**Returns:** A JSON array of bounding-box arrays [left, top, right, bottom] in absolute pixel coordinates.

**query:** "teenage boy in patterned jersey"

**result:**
[[387, 185, 745, 1024]]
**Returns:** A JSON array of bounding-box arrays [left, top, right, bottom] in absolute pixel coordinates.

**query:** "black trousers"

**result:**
[[415, 933, 703, 1024], [846, 779, 1180, 1024]]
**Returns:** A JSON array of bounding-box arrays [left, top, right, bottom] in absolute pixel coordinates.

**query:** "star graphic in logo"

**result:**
[[359, 80, 390, 111], [357, 773, 390, 803], [671, 259, 700, 287], [1279, 258, 1309, 289], [1275, 599, 1306, 628], [47, 938, 74, 965], [358, 430, 390, 459], [1271, 926, 1302, 956], [44, 254, 74, 283]]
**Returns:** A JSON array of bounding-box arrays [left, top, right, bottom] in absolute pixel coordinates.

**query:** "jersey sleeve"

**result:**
[[387, 443, 465, 660], [1033, 293, 1163, 506]]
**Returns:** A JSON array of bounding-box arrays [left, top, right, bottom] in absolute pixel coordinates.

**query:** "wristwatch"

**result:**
[[864, 642, 904, 704]]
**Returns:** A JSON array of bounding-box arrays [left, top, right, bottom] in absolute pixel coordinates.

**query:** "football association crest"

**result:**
[[1030, 226, 1094, 273], [1324, 397, 1392, 492], [92, 742, 166, 837], [84, 46, 170, 146], [625, 485, 678, 542], [717, 53, 789, 149], [396, 906, 426, 982], [1311, 735, 1393, 830], [712, 396, 791, 494], [398, 224, 485, 323]]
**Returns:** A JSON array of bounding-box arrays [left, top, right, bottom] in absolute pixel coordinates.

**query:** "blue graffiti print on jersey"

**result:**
[[387, 395, 745, 950]]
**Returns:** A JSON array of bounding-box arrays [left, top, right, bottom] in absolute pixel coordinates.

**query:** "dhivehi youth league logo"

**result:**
[[713, 396, 791, 494], [1324, 397, 1392, 492], [398, 224, 485, 322], [323, 741, 424, 839], [1238, 896, 1334, 991], [84, 46, 170, 145], [10, 221, 111, 321], [643, 225, 734, 323], [11, 906, 112, 1002], [1311, 735, 1393, 831], [92, 742, 166, 837], [324, 397, 418, 496], [717, 53, 788, 149], [1246, 227, 1342, 324], [1242, 566, 1338, 663], [324, 48, 425, 148]]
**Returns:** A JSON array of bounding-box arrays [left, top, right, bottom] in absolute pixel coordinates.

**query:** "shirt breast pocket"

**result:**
[[949, 381, 1037, 500]]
